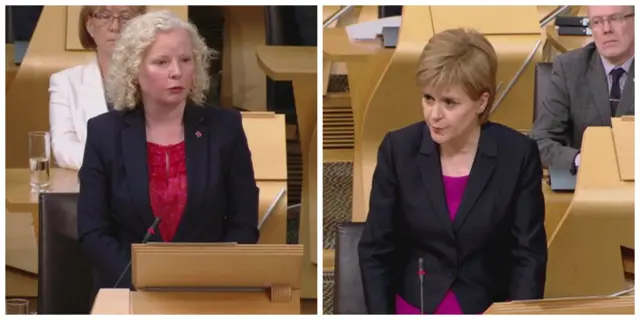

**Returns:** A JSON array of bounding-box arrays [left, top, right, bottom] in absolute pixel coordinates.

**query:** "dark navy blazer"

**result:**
[[77, 102, 259, 292], [358, 121, 548, 314]]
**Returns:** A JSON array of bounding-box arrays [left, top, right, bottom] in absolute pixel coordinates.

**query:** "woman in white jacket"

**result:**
[[49, 6, 145, 169]]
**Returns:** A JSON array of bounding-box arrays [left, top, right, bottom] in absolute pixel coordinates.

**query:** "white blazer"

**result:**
[[49, 57, 110, 170]]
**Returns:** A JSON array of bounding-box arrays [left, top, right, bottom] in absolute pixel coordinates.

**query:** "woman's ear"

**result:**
[[477, 92, 490, 115]]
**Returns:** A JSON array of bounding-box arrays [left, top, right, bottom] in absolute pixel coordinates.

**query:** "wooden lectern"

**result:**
[[485, 295, 634, 314], [91, 244, 304, 314], [545, 117, 634, 298]]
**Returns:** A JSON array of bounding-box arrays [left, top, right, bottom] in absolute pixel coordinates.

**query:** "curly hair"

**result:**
[[106, 10, 215, 110]]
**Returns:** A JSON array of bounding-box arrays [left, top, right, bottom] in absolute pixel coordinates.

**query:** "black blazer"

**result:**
[[358, 121, 547, 314], [77, 102, 259, 292]]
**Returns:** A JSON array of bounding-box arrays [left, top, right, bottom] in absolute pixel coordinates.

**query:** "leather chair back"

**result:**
[[38, 192, 93, 314], [534, 62, 553, 123], [334, 222, 367, 314]]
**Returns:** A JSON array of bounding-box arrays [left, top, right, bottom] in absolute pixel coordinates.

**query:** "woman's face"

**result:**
[[86, 6, 140, 56], [421, 85, 488, 145], [137, 28, 195, 108]]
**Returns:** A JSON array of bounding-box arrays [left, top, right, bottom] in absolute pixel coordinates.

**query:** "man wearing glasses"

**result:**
[[532, 6, 634, 171]]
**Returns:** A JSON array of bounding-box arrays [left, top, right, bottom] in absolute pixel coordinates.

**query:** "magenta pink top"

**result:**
[[395, 175, 469, 314]]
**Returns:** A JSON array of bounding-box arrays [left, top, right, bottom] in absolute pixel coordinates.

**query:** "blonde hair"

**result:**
[[106, 10, 215, 110], [415, 28, 498, 123], [78, 6, 146, 50]]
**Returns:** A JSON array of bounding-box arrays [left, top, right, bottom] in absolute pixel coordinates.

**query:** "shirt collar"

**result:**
[[601, 54, 634, 75]]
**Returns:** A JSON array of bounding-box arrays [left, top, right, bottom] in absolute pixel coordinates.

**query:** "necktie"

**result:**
[[609, 67, 625, 116]]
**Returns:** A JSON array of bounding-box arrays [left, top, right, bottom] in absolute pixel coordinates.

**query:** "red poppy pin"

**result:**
[[195, 131, 202, 138]]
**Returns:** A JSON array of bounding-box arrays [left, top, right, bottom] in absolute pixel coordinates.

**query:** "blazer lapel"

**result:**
[[617, 60, 634, 116], [418, 126, 454, 239], [121, 108, 160, 240], [81, 58, 109, 120], [586, 53, 613, 123], [173, 103, 209, 241], [452, 125, 497, 231]]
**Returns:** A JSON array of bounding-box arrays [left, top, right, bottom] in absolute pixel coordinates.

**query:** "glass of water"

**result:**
[[28, 131, 51, 191], [6, 298, 29, 314]]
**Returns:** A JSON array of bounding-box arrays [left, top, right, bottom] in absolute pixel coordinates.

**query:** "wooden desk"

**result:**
[[256, 45, 317, 299], [91, 288, 302, 314], [546, 125, 634, 297], [542, 174, 573, 240], [324, 27, 392, 222], [485, 295, 634, 314], [6, 168, 79, 297]]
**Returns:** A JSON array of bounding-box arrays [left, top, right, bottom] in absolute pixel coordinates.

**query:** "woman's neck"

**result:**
[[96, 51, 111, 80], [144, 100, 186, 128], [440, 124, 481, 158]]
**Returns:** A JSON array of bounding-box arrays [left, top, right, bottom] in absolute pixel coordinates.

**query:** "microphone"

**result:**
[[113, 217, 161, 288], [418, 257, 425, 314]]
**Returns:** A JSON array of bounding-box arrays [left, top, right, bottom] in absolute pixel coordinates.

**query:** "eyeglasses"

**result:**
[[588, 12, 634, 29], [92, 11, 135, 25]]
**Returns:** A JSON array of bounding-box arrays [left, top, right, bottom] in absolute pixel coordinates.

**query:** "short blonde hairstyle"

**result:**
[[415, 28, 498, 123], [106, 10, 215, 110], [78, 6, 146, 50]]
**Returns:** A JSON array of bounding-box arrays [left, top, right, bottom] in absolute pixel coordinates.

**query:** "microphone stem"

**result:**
[[113, 261, 132, 288]]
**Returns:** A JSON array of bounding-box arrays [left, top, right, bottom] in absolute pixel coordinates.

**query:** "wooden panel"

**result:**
[[220, 6, 267, 111], [546, 127, 634, 297], [6, 268, 38, 298], [611, 117, 634, 181], [486, 296, 634, 314], [6, 212, 38, 274], [241, 112, 287, 180]]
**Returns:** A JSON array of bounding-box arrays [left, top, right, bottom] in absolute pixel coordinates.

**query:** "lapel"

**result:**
[[80, 57, 110, 120], [586, 52, 613, 124], [418, 125, 454, 239], [172, 102, 210, 241], [617, 59, 635, 116], [452, 124, 497, 231], [121, 107, 160, 241]]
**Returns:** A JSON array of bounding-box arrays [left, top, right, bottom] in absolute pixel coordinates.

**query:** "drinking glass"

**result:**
[[28, 131, 51, 191], [6, 298, 29, 314]]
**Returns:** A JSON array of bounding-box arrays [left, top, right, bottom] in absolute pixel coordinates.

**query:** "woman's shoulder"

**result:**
[[485, 122, 533, 143], [86, 110, 127, 135], [198, 104, 243, 126], [484, 122, 538, 156], [49, 60, 96, 82]]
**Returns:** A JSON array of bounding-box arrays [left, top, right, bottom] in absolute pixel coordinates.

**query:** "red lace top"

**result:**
[[147, 141, 187, 242]]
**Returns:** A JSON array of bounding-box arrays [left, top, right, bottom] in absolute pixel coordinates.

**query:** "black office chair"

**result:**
[[534, 62, 553, 123], [333, 222, 367, 314], [38, 192, 94, 314]]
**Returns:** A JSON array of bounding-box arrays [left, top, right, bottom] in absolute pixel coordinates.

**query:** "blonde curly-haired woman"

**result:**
[[77, 10, 259, 294]]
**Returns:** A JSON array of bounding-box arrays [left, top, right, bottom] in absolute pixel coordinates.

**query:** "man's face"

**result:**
[[588, 6, 635, 65]]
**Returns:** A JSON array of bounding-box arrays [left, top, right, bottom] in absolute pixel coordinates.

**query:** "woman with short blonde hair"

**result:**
[[358, 28, 547, 314], [49, 6, 146, 170], [77, 11, 259, 295]]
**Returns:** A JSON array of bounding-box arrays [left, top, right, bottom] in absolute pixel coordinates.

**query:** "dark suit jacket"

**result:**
[[77, 102, 259, 292], [358, 121, 548, 314], [532, 42, 635, 169]]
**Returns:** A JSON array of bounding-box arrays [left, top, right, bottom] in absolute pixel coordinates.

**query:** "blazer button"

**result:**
[[447, 271, 456, 279]]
